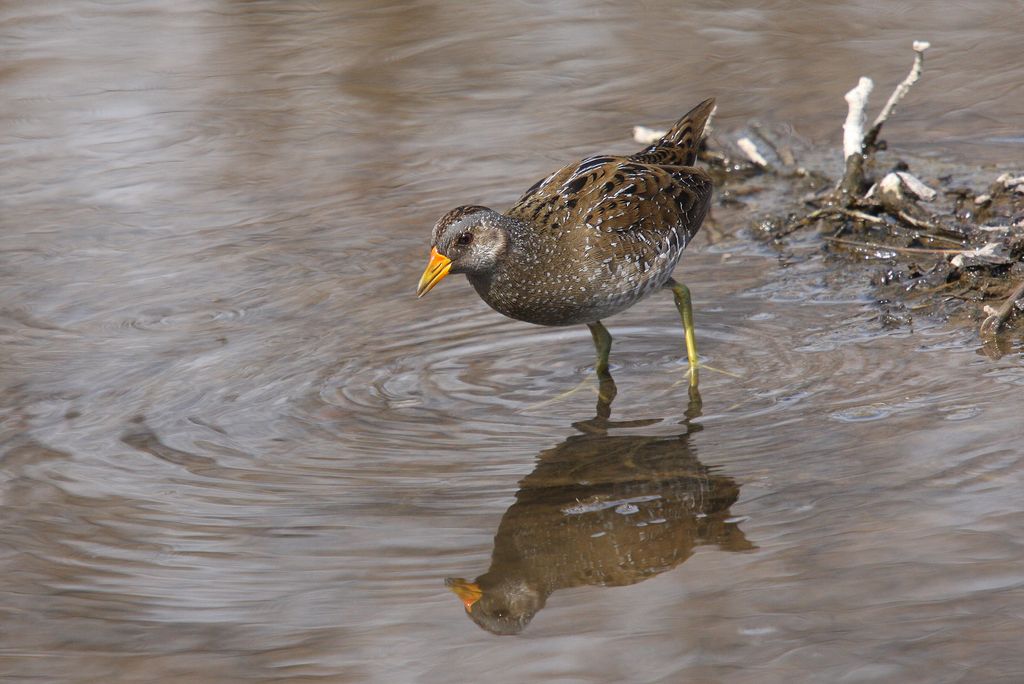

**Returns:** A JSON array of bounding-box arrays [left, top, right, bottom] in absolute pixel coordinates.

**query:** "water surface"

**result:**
[[2, 1, 1024, 681]]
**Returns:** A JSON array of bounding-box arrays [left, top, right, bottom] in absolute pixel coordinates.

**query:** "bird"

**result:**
[[444, 387, 752, 635], [416, 98, 715, 393]]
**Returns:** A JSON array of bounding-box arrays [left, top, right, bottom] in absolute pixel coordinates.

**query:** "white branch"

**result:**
[[895, 171, 937, 201], [997, 173, 1024, 192], [736, 137, 769, 167], [843, 77, 874, 159], [960, 242, 1002, 259], [880, 172, 903, 195], [633, 125, 666, 145], [872, 41, 930, 129]]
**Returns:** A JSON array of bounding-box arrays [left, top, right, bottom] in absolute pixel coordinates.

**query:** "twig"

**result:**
[[776, 206, 886, 238], [843, 77, 874, 160], [736, 137, 769, 167], [776, 207, 846, 237], [863, 41, 930, 150], [837, 77, 874, 199], [847, 203, 965, 246], [842, 208, 888, 225], [894, 210, 941, 232], [980, 280, 1024, 337], [997, 173, 1024, 191], [895, 171, 937, 201], [889, 223, 965, 247], [824, 236, 966, 255], [751, 123, 796, 167]]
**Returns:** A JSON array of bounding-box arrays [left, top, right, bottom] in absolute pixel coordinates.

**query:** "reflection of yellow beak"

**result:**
[[445, 577, 482, 612], [416, 247, 452, 297]]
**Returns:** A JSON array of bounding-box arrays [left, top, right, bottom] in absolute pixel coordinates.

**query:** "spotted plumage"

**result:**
[[417, 99, 715, 387]]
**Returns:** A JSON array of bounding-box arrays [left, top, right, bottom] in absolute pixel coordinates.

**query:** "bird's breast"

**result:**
[[467, 245, 681, 326]]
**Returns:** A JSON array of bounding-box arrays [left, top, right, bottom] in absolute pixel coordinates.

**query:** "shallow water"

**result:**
[[2, 1, 1024, 681]]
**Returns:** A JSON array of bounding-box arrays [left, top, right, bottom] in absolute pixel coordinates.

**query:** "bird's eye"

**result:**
[[456, 232, 474, 246]]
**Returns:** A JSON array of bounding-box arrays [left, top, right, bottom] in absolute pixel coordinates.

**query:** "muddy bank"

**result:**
[[668, 47, 1024, 347], [707, 138, 1024, 338]]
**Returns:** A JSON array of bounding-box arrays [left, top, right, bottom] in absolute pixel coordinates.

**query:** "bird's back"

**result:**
[[480, 99, 715, 326]]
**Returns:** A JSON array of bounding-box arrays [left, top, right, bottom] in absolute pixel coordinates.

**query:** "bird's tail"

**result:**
[[632, 98, 716, 167]]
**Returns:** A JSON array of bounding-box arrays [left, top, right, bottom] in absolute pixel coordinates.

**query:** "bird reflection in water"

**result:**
[[446, 375, 754, 635]]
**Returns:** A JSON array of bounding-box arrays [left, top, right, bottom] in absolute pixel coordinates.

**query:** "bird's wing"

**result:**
[[506, 156, 711, 256]]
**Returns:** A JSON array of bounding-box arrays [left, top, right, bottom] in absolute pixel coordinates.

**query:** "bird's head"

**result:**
[[444, 576, 545, 636], [416, 206, 510, 297]]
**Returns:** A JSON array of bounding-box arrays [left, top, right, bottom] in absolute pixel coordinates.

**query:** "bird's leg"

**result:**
[[524, 323, 616, 413], [587, 320, 617, 415], [665, 279, 699, 382], [665, 279, 702, 414], [684, 383, 702, 420], [588, 320, 613, 376]]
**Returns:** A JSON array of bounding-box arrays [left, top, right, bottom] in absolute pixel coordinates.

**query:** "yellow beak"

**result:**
[[445, 577, 483, 612], [416, 247, 453, 297]]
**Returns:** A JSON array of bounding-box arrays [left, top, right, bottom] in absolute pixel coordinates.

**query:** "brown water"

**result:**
[[3, 1, 1024, 682]]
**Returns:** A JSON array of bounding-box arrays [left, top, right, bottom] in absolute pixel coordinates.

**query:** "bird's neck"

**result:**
[[466, 213, 531, 289]]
